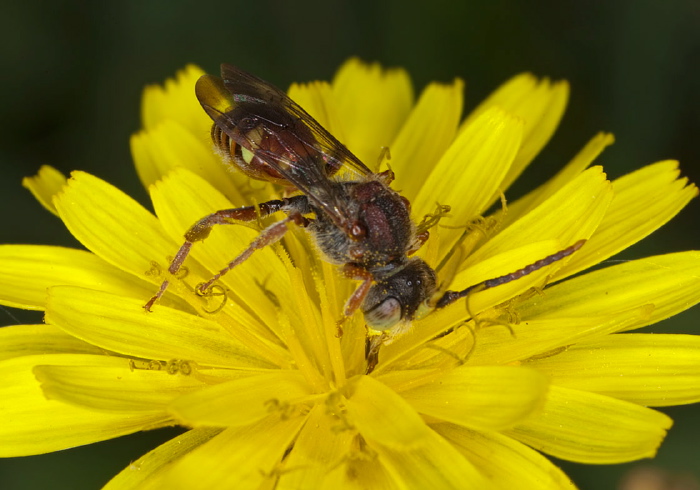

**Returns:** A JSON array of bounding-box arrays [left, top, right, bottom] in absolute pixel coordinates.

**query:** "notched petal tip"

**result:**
[[288, 80, 339, 136], [507, 386, 673, 464], [390, 77, 465, 199], [461, 72, 570, 195], [332, 58, 414, 165], [22, 165, 67, 217], [556, 160, 699, 280], [141, 64, 207, 130]]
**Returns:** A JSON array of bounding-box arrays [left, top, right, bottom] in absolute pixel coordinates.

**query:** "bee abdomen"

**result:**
[[211, 124, 236, 159], [209, 123, 286, 183]]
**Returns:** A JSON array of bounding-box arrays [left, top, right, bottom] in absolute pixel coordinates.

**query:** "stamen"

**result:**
[[196, 284, 228, 314]]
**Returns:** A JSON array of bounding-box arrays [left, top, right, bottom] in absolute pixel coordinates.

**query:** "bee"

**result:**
[[145, 64, 584, 371]]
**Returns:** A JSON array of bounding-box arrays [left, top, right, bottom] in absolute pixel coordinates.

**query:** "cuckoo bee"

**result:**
[[145, 64, 584, 371]]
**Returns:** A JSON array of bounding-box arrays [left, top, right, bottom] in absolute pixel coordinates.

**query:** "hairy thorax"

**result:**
[[309, 179, 415, 275]]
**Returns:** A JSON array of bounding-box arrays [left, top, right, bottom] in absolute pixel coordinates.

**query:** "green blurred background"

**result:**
[[1, 0, 698, 488]]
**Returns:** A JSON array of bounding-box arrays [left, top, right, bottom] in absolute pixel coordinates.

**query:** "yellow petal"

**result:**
[[345, 375, 429, 448], [465, 308, 652, 368], [519, 251, 700, 332], [466, 166, 612, 266], [462, 73, 569, 192], [275, 404, 394, 490], [414, 107, 523, 254], [141, 64, 211, 135], [423, 169, 612, 322], [556, 160, 698, 279], [391, 79, 464, 200], [506, 385, 672, 463], [163, 415, 307, 489], [378, 240, 570, 370], [372, 430, 492, 490], [131, 119, 247, 201], [34, 355, 206, 412], [527, 334, 700, 407], [168, 371, 312, 427], [317, 452, 396, 490], [21, 165, 67, 216], [0, 354, 170, 457], [435, 423, 577, 490], [398, 365, 549, 431], [0, 245, 154, 310], [332, 58, 414, 166], [53, 171, 177, 280], [283, 266, 341, 389], [504, 132, 615, 225], [45, 286, 275, 369], [345, 376, 490, 488], [288, 80, 346, 140], [449, 239, 562, 299], [0, 324, 103, 362], [454, 252, 700, 367], [150, 168, 292, 332], [104, 428, 221, 490]]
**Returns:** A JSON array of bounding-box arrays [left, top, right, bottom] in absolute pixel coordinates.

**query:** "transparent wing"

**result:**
[[195, 65, 370, 233], [219, 63, 373, 179]]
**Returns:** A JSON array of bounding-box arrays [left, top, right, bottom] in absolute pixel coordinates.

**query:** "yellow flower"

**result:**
[[2, 60, 699, 489]]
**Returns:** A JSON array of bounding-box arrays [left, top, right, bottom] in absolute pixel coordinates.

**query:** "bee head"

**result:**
[[361, 258, 437, 331]]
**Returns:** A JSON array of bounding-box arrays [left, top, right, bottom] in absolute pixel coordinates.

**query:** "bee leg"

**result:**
[[342, 265, 374, 317], [144, 196, 307, 311], [407, 230, 430, 255], [336, 265, 373, 337], [435, 239, 586, 309], [339, 264, 392, 372], [196, 212, 308, 296], [407, 203, 452, 255]]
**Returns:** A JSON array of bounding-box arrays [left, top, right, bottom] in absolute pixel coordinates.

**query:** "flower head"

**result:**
[[2, 60, 699, 489]]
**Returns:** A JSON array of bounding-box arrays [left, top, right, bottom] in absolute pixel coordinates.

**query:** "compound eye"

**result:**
[[364, 296, 402, 330]]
